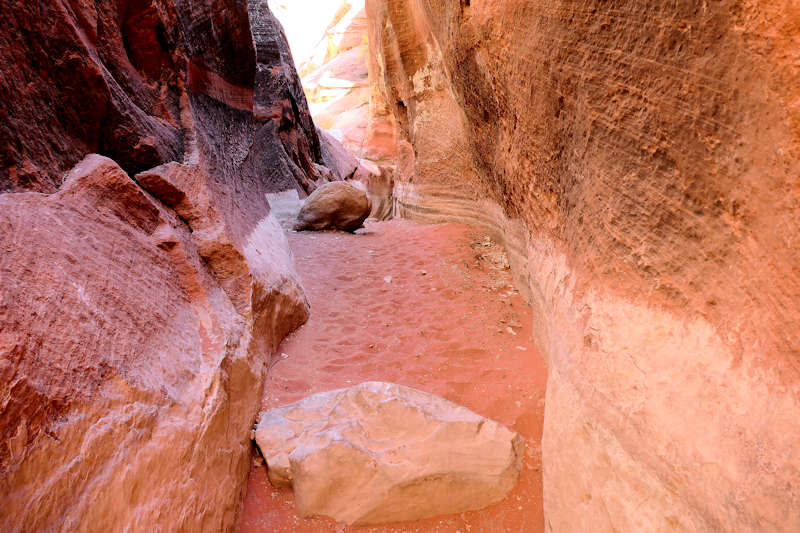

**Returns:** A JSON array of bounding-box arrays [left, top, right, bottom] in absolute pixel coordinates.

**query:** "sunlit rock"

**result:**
[[255, 382, 524, 525]]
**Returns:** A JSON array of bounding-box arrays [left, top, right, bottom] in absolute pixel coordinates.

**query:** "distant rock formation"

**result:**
[[255, 382, 524, 525], [271, 0, 398, 196]]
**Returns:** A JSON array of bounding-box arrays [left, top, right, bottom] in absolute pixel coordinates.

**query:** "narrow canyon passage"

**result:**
[[241, 219, 548, 532]]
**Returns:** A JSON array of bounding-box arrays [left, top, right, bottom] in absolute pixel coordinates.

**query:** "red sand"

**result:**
[[241, 219, 547, 533]]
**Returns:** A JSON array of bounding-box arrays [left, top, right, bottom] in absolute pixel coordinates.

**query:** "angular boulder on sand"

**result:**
[[293, 181, 371, 232], [254, 381, 525, 525]]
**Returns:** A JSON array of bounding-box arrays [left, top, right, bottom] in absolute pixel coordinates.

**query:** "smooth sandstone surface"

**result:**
[[255, 381, 525, 525], [294, 181, 372, 232], [0, 157, 309, 532], [366, 0, 800, 531], [1, 155, 258, 531]]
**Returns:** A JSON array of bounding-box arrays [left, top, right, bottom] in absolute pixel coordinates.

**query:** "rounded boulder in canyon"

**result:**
[[293, 181, 371, 232]]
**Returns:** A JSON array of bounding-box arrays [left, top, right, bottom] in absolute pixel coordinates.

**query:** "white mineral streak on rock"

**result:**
[[255, 381, 525, 525]]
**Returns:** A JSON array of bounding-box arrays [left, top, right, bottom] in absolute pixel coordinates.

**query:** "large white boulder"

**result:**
[[254, 381, 525, 525]]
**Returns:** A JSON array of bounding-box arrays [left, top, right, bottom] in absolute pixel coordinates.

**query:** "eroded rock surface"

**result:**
[[0, 155, 274, 531], [294, 181, 372, 232], [255, 381, 524, 525], [366, 0, 800, 531], [0, 0, 341, 528], [358, 161, 395, 221]]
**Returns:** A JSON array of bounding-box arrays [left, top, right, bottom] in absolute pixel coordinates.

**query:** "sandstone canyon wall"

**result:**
[[0, 0, 345, 530], [366, 0, 800, 531]]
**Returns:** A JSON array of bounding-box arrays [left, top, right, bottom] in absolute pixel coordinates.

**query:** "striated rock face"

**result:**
[[0, 0, 332, 197], [366, 0, 800, 531], [294, 181, 372, 232], [0, 0, 347, 528], [0, 155, 304, 531], [255, 382, 524, 525]]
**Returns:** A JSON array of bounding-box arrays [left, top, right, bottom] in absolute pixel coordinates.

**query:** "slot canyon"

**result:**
[[1, 0, 798, 532]]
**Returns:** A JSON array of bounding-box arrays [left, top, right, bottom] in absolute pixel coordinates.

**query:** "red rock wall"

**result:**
[[0, 0, 339, 529], [0, 0, 329, 197], [1, 156, 261, 530], [366, 0, 800, 530]]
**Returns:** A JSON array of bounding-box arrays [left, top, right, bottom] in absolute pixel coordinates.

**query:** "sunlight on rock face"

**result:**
[[267, 0, 345, 66], [269, 0, 393, 162]]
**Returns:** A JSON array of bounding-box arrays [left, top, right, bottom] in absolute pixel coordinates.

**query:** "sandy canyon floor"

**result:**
[[241, 219, 547, 533]]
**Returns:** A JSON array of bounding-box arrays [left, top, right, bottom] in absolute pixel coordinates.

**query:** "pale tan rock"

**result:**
[[358, 160, 394, 221], [255, 382, 524, 525], [346, 160, 394, 221], [293, 181, 371, 232]]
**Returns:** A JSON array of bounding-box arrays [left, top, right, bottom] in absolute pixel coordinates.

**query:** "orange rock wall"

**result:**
[[366, 0, 800, 530]]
